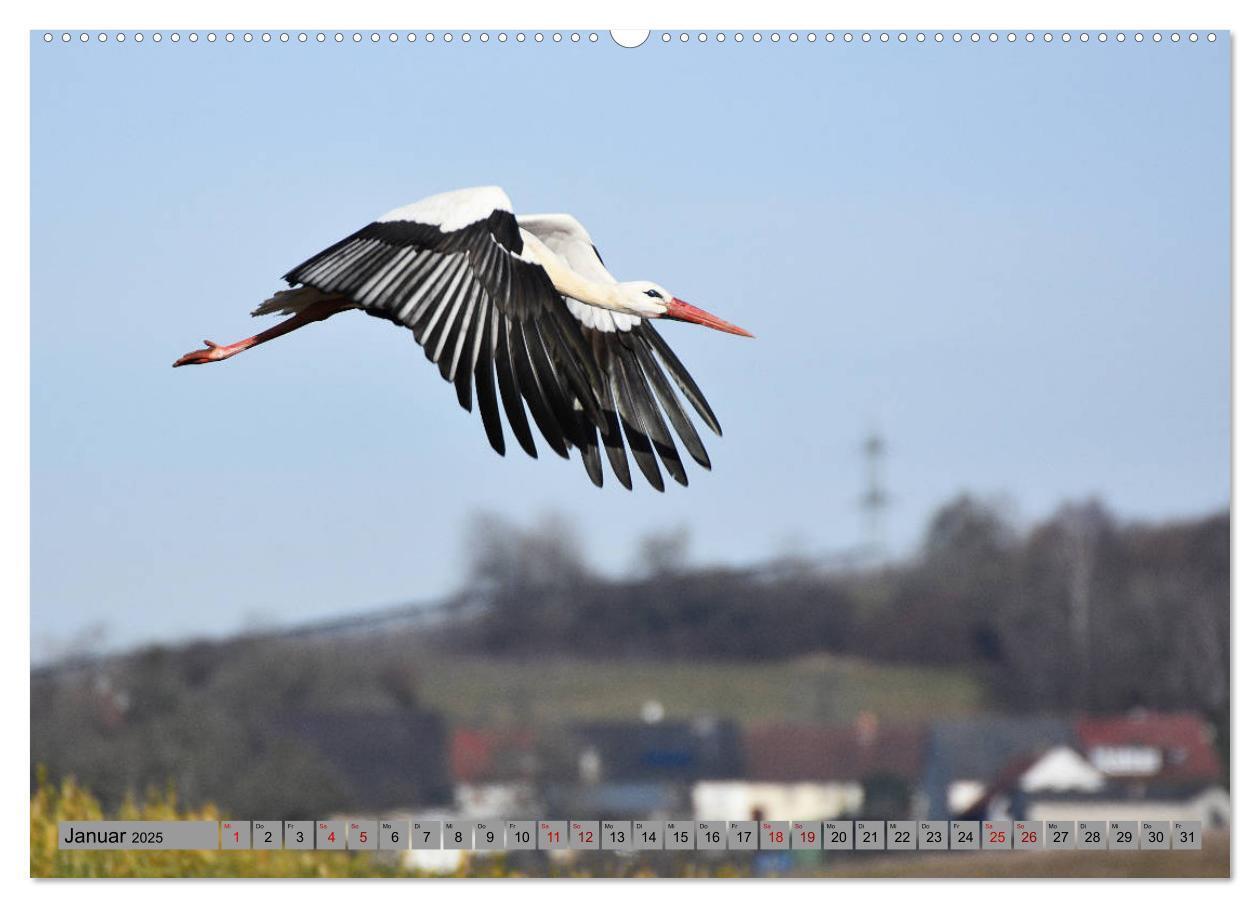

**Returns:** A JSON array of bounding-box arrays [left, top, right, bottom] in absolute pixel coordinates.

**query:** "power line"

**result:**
[[860, 430, 889, 559]]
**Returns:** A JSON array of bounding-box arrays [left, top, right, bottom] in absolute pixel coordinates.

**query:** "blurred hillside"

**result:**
[[31, 495, 1228, 820], [444, 496, 1227, 726]]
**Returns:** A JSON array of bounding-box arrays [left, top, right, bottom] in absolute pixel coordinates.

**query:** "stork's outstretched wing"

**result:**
[[281, 187, 721, 490], [518, 213, 722, 491]]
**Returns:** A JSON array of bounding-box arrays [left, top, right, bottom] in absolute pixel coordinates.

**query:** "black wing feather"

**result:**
[[492, 313, 538, 459], [609, 353, 665, 492], [449, 295, 483, 412], [632, 334, 711, 469], [599, 415, 634, 490], [584, 349, 633, 490], [523, 323, 585, 448], [507, 318, 569, 459], [616, 340, 688, 487], [537, 314, 608, 436], [472, 305, 506, 455], [576, 413, 604, 487], [639, 322, 723, 436]]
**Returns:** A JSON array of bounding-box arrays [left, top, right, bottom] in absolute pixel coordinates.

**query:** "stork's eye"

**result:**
[[644, 289, 663, 299]]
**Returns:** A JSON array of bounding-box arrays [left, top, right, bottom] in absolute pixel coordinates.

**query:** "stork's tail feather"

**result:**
[[252, 285, 347, 318]]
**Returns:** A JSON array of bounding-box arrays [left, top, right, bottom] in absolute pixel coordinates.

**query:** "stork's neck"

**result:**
[[521, 231, 621, 310]]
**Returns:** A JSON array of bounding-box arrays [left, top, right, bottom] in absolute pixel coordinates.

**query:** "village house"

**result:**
[[694, 715, 924, 821], [953, 712, 1228, 826]]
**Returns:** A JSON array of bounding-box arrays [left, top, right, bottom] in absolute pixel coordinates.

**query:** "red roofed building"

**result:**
[[449, 727, 538, 784], [743, 715, 925, 783], [1076, 711, 1222, 783], [691, 714, 926, 821]]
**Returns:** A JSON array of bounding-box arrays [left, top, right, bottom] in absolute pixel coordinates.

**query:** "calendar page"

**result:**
[[27, 12, 1231, 886]]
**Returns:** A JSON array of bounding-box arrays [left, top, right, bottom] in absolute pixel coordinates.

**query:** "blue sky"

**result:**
[[30, 33, 1229, 657]]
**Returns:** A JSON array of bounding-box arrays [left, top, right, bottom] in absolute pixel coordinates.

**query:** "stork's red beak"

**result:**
[[664, 298, 754, 337]]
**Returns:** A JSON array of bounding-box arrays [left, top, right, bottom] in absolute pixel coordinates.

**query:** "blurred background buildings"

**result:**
[[31, 496, 1230, 874]]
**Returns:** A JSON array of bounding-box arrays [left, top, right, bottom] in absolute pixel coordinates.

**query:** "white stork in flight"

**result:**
[[174, 186, 752, 491]]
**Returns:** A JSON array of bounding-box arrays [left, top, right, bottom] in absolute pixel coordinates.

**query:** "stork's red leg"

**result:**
[[172, 298, 352, 367]]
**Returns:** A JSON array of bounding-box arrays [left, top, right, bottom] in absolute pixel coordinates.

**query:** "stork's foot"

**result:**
[[171, 301, 352, 369], [172, 340, 232, 367]]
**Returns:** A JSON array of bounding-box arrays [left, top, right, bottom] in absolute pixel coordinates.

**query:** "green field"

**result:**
[[409, 653, 986, 726]]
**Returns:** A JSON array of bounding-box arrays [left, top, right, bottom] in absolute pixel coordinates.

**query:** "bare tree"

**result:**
[[1052, 500, 1110, 707], [634, 526, 692, 578]]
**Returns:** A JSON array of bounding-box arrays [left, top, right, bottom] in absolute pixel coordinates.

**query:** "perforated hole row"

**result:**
[[660, 31, 1214, 44], [40, 30, 1219, 46], [40, 31, 604, 44]]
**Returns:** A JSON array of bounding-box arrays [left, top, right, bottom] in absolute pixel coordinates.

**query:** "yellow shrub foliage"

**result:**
[[29, 768, 471, 878]]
